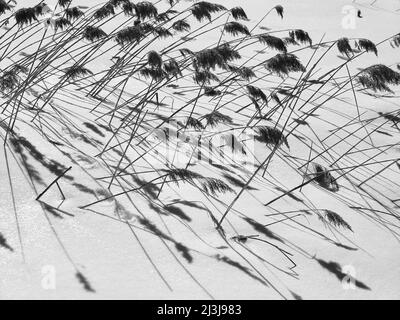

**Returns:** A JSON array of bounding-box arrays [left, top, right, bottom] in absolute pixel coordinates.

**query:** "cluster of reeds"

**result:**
[[1, 0, 399, 295]]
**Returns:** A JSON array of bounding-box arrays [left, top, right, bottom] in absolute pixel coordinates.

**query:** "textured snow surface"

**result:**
[[0, 0, 399, 299]]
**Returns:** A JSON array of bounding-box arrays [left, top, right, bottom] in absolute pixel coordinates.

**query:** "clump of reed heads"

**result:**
[[1, 0, 399, 256]]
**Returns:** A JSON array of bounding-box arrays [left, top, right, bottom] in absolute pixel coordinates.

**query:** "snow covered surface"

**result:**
[[0, 0, 400, 299]]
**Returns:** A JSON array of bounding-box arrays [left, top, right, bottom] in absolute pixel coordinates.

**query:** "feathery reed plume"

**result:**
[[94, 3, 115, 20], [34, 3, 50, 16], [194, 48, 225, 70], [163, 168, 202, 184], [247, 85, 267, 103], [337, 37, 353, 57], [230, 7, 248, 21], [153, 26, 173, 38], [283, 36, 299, 46], [274, 5, 284, 19], [83, 26, 107, 42], [55, 17, 71, 31], [193, 70, 220, 84], [0, 0, 11, 15], [134, 1, 158, 20], [186, 117, 204, 130], [256, 126, 289, 148], [0, 73, 17, 93], [110, 0, 130, 7], [115, 25, 145, 44], [390, 33, 400, 48], [58, 0, 72, 8], [121, 1, 135, 15], [15, 7, 38, 26], [139, 67, 166, 81], [194, 44, 241, 71], [172, 19, 191, 32], [216, 44, 241, 64], [357, 39, 378, 56], [265, 53, 305, 76], [155, 12, 170, 22], [191, 1, 226, 22], [64, 65, 93, 80], [163, 169, 233, 195], [11, 64, 29, 74], [201, 178, 234, 195], [65, 7, 84, 21], [147, 50, 162, 68], [138, 22, 154, 33], [258, 34, 287, 53], [179, 48, 194, 57], [223, 21, 250, 36], [204, 111, 233, 127], [270, 92, 281, 105], [156, 9, 178, 22], [0, 70, 19, 93], [250, 97, 261, 114], [357, 64, 400, 93], [311, 163, 339, 192], [163, 59, 182, 78], [289, 29, 312, 46], [321, 210, 353, 231], [204, 86, 221, 96], [227, 65, 255, 81]]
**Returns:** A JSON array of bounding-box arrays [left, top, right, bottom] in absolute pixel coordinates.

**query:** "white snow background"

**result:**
[[0, 0, 399, 299]]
